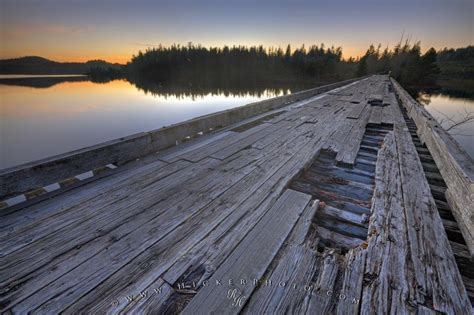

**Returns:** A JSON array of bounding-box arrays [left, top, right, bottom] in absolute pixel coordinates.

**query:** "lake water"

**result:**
[[0, 77, 297, 169], [1, 76, 472, 170], [415, 92, 474, 159]]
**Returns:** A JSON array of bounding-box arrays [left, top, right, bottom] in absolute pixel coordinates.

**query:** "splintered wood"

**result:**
[[0, 75, 471, 314]]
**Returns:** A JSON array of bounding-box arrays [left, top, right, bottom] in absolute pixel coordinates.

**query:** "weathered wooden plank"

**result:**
[[1, 158, 166, 227], [244, 245, 320, 314], [368, 94, 383, 103], [360, 131, 413, 313], [288, 200, 320, 246], [461, 276, 474, 304], [322, 121, 354, 152], [393, 122, 471, 312], [305, 254, 340, 314], [336, 95, 354, 101], [0, 159, 203, 259], [169, 122, 271, 162], [159, 135, 325, 289], [248, 240, 365, 314], [381, 106, 394, 124], [368, 106, 383, 124], [168, 78, 367, 164], [2, 150, 263, 312], [450, 241, 474, 274], [294, 172, 373, 202], [116, 278, 175, 314], [251, 98, 346, 151], [181, 189, 312, 314], [251, 122, 296, 149], [63, 124, 319, 314], [316, 226, 363, 250], [309, 163, 374, 186], [210, 120, 294, 160], [159, 130, 238, 162], [335, 126, 367, 165], [263, 78, 363, 125], [417, 305, 439, 315], [346, 102, 367, 119], [392, 78, 474, 255], [283, 107, 315, 121], [319, 205, 366, 228], [266, 107, 307, 123], [336, 247, 367, 315], [239, 201, 320, 313], [0, 159, 190, 255], [325, 98, 372, 164], [336, 103, 372, 165], [381, 92, 399, 124]]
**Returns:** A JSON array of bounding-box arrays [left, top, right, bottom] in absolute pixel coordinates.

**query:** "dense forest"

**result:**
[[119, 43, 354, 94], [118, 43, 472, 91], [124, 43, 349, 82]]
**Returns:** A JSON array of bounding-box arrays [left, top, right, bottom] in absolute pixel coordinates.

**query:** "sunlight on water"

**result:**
[[0, 79, 287, 169]]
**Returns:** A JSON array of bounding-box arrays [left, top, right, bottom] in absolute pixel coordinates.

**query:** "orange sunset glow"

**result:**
[[2, 0, 472, 63]]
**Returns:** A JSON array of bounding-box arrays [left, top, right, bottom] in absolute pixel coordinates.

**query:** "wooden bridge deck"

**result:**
[[0, 75, 473, 314]]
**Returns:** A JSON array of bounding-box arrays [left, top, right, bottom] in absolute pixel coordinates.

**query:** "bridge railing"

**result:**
[[392, 78, 474, 256], [1, 76, 364, 200]]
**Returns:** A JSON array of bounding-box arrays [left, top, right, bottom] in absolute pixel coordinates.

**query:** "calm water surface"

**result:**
[[0, 77, 290, 169], [1, 76, 472, 170], [416, 92, 474, 159]]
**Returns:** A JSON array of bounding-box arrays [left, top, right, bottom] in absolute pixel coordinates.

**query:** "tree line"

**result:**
[[88, 42, 473, 87], [356, 41, 440, 85], [122, 43, 350, 82]]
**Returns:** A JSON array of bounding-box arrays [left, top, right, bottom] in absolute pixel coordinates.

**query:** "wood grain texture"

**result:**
[[63, 126, 320, 314], [181, 189, 312, 314], [360, 131, 414, 313], [346, 102, 367, 119], [393, 122, 470, 313], [392, 78, 474, 255]]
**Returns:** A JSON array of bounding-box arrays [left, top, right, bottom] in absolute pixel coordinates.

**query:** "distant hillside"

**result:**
[[0, 56, 123, 74]]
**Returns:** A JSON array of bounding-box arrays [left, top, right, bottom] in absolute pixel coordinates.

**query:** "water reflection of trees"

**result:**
[[410, 85, 474, 106], [3, 72, 472, 102], [0, 74, 321, 98], [127, 75, 319, 99]]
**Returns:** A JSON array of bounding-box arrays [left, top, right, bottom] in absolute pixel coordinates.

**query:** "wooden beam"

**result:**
[[392, 78, 474, 256]]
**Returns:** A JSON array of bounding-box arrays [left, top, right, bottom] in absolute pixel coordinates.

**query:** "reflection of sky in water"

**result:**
[[0, 79, 285, 169], [421, 94, 474, 159]]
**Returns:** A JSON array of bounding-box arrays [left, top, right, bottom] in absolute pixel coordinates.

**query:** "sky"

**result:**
[[1, 0, 473, 64]]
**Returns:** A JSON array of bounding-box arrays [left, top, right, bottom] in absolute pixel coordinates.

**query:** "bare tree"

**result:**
[[433, 108, 474, 136]]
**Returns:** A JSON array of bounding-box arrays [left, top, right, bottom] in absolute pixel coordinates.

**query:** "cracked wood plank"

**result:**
[[181, 189, 312, 314]]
